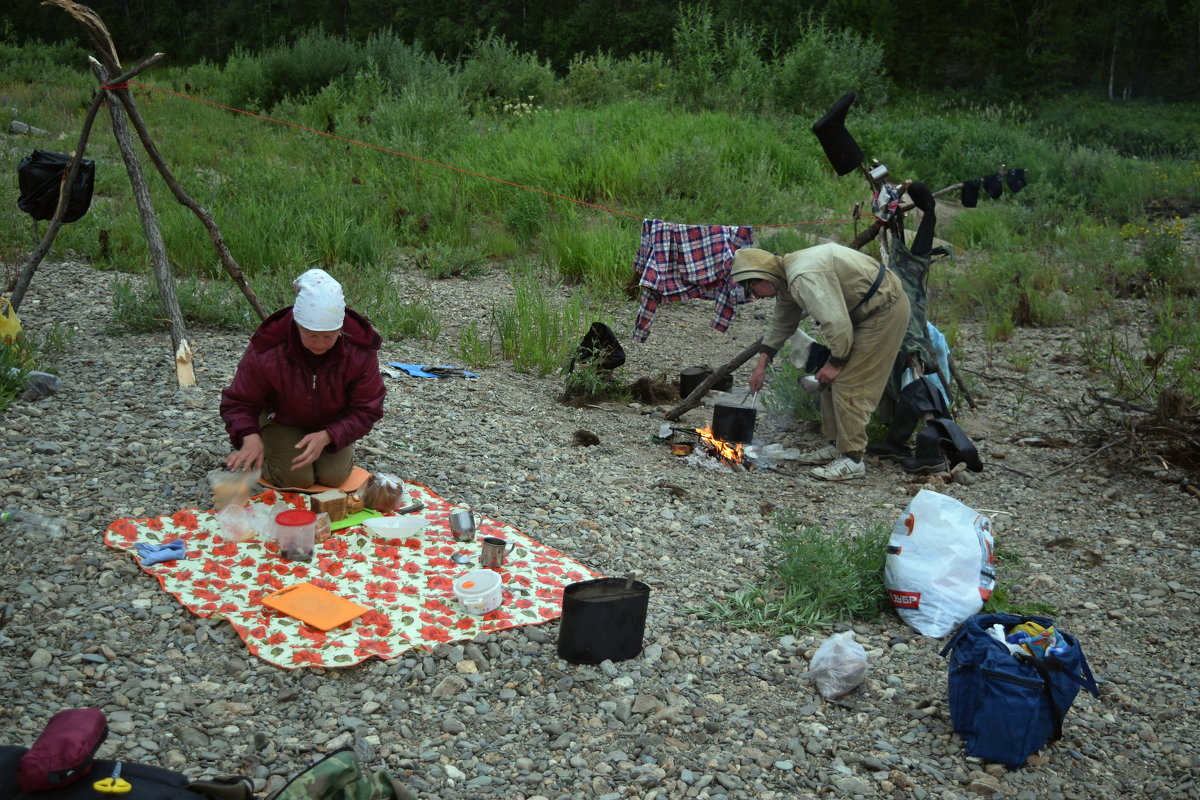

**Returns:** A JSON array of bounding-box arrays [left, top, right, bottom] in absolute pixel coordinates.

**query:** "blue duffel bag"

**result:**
[[941, 613, 1099, 769]]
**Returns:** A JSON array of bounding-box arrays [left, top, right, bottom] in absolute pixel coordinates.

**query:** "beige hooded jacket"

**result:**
[[731, 242, 900, 367]]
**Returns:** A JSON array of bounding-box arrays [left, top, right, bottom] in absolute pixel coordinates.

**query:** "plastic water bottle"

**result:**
[[0, 509, 67, 536], [3, 368, 60, 400]]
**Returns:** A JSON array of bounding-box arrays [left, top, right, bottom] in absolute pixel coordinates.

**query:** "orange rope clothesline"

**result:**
[[127, 80, 865, 232]]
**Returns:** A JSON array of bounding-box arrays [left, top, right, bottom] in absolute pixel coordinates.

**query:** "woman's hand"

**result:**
[[291, 430, 332, 469], [226, 433, 264, 472]]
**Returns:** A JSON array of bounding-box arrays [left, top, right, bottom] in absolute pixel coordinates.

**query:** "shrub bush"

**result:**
[[770, 17, 890, 115], [459, 33, 559, 112]]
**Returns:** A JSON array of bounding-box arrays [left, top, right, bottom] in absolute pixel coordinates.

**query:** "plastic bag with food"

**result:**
[[359, 473, 406, 512], [809, 631, 868, 699], [216, 501, 275, 543], [208, 469, 259, 510]]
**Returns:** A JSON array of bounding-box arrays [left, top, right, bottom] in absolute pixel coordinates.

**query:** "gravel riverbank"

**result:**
[[2, 259, 1198, 799]]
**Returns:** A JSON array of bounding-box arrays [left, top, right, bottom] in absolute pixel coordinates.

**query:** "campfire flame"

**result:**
[[694, 425, 745, 465]]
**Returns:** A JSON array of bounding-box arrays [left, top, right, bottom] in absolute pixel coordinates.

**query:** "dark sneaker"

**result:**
[[867, 441, 911, 462], [902, 455, 949, 474]]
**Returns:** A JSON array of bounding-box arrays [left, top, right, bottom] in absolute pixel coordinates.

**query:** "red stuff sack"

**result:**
[[17, 708, 108, 791]]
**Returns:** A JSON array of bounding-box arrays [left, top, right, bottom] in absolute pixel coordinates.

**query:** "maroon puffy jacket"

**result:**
[[220, 306, 386, 452]]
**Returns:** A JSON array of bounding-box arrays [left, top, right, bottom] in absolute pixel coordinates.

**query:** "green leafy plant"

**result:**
[[695, 515, 890, 635], [0, 322, 73, 412], [0, 342, 30, 412], [561, 362, 630, 403], [983, 582, 1058, 618], [455, 321, 495, 368], [982, 545, 1058, 617]]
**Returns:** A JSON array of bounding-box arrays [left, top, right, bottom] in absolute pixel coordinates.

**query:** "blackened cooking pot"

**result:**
[[711, 401, 756, 443], [679, 367, 733, 399]]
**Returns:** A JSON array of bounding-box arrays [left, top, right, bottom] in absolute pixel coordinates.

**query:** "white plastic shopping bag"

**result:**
[[884, 489, 996, 637]]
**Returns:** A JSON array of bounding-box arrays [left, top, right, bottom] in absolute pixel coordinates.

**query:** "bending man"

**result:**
[[731, 243, 909, 480], [221, 269, 386, 489]]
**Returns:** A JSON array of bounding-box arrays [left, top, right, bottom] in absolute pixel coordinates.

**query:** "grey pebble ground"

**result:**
[[2, 261, 1198, 799]]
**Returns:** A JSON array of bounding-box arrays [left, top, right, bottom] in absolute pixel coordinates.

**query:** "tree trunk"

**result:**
[[48, 0, 266, 340], [99, 71, 269, 321], [1108, 31, 1118, 101], [92, 59, 194, 385]]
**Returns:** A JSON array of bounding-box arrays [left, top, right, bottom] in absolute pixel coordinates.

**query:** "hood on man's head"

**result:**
[[292, 269, 345, 331], [729, 248, 785, 292]]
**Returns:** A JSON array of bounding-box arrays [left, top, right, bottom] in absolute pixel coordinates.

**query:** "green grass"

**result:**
[[695, 514, 890, 635], [454, 321, 496, 369], [762, 340, 821, 423], [3, 37, 1197, 416], [490, 265, 607, 375]]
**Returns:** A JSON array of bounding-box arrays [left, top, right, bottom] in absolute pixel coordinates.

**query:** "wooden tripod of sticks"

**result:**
[[10, 0, 269, 386]]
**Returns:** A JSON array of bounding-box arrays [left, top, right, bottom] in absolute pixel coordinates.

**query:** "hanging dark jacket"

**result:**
[[220, 307, 385, 453]]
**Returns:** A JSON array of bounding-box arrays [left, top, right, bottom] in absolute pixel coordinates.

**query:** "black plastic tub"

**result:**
[[557, 577, 651, 664]]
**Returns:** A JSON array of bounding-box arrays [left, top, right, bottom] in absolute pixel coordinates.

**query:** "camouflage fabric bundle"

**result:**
[[884, 238, 952, 402], [271, 750, 415, 800]]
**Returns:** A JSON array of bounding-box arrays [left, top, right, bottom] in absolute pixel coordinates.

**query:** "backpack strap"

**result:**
[[185, 775, 256, 800], [849, 259, 887, 318], [1044, 648, 1100, 697], [1023, 653, 1069, 741]]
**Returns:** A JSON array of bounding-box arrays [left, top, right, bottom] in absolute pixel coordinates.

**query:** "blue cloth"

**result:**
[[926, 323, 952, 408], [136, 539, 187, 566], [387, 363, 478, 379]]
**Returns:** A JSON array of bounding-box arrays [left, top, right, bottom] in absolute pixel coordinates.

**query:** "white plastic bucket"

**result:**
[[453, 569, 503, 615]]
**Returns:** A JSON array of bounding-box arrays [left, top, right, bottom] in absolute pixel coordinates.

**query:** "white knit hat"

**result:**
[[292, 269, 345, 331]]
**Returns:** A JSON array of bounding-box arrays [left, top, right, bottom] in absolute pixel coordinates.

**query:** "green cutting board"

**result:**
[[330, 508, 384, 531]]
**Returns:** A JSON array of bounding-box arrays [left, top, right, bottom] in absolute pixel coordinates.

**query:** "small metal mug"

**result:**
[[448, 509, 480, 542], [479, 536, 516, 569]]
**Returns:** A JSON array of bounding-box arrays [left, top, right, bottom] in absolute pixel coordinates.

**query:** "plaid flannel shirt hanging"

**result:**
[[631, 219, 755, 342]]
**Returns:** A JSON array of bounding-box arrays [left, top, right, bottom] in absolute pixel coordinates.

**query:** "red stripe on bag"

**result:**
[[888, 589, 921, 609]]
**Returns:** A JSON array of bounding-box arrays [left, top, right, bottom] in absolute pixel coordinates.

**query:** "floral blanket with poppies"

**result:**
[[103, 483, 597, 669]]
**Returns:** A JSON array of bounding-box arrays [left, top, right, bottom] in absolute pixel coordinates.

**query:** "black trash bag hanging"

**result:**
[[567, 322, 626, 373], [17, 150, 96, 223]]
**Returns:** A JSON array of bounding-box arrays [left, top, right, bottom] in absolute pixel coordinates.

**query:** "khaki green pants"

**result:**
[[259, 413, 353, 489], [819, 292, 911, 454]]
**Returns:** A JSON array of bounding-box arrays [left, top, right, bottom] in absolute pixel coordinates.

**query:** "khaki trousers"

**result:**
[[259, 413, 354, 489], [819, 292, 911, 454]]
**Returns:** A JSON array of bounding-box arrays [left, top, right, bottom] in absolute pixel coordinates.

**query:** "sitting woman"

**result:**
[[220, 269, 386, 489]]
